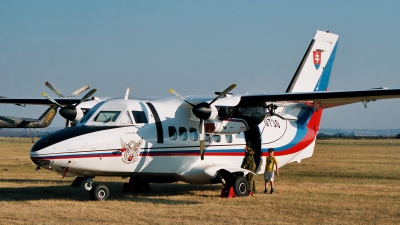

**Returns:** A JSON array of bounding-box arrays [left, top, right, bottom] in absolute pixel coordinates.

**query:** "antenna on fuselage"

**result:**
[[124, 87, 130, 100]]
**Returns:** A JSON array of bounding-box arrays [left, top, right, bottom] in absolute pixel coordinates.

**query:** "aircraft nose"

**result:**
[[30, 126, 88, 167], [31, 126, 86, 152], [31, 130, 60, 152]]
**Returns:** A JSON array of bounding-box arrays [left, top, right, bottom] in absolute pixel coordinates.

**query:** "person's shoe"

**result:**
[[270, 190, 274, 194], [264, 189, 268, 194]]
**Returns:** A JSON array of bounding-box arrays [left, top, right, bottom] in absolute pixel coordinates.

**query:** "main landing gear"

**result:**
[[219, 173, 251, 198]]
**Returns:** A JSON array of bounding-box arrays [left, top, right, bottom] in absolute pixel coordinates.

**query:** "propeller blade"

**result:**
[[71, 85, 90, 97], [208, 84, 236, 106], [168, 89, 195, 107], [45, 82, 64, 98], [41, 92, 62, 107], [199, 119, 205, 160], [79, 89, 97, 104]]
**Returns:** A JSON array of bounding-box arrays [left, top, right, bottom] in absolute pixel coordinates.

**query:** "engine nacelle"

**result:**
[[205, 118, 249, 134], [73, 107, 85, 123], [204, 105, 267, 134]]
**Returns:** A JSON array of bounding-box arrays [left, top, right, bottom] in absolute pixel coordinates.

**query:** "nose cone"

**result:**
[[59, 105, 77, 121]]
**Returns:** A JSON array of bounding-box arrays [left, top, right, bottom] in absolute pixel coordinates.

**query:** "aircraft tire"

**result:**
[[90, 184, 110, 201], [233, 176, 249, 197]]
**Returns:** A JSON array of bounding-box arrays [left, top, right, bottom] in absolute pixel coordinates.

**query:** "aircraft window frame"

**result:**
[[225, 134, 233, 143], [118, 111, 133, 125], [168, 126, 177, 140], [93, 111, 121, 123], [179, 127, 187, 141], [189, 128, 198, 141], [132, 110, 148, 124], [79, 111, 94, 124]]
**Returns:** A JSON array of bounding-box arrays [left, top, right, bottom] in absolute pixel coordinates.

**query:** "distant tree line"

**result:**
[[317, 133, 400, 140]]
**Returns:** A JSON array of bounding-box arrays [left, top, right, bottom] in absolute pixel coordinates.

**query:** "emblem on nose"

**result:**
[[120, 138, 143, 164]]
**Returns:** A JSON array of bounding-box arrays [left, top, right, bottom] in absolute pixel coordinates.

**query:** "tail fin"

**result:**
[[286, 30, 339, 93], [37, 106, 58, 127]]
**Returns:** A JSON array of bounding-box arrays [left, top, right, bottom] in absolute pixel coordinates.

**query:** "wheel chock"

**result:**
[[220, 187, 236, 198]]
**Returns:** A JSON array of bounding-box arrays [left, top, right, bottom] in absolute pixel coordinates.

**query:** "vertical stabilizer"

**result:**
[[286, 30, 339, 93], [37, 106, 58, 128]]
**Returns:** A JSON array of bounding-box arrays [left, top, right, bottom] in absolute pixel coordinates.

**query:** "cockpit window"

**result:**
[[93, 111, 121, 123], [132, 111, 148, 123], [118, 111, 133, 125]]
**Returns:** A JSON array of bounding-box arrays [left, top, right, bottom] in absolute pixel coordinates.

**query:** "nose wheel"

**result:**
[[81, 177, 111, 201], [90, 184, 110, 201]]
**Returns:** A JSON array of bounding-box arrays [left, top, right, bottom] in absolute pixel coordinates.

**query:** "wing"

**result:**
[[239, 88, 400, 109], [0, 98, 81, 106]]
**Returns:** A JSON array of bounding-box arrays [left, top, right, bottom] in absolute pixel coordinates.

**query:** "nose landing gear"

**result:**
[[90, 184, 110, 201], [77, 176, 111, 201]]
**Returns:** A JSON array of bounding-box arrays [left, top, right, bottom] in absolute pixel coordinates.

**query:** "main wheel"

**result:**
[[233, 176, 250, 197], [90, 184, 110, 201]]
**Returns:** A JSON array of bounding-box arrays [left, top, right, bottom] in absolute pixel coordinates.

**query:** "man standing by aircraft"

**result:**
[[243, 145, 256, 194]]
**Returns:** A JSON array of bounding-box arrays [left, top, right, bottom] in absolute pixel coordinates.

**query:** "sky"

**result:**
[[1, 0, 400, 129]]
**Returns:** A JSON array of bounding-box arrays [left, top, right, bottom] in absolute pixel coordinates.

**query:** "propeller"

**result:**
[[42, 82, 97, 126], [169, 84, 236, 160], [45, 82, 89, 98]]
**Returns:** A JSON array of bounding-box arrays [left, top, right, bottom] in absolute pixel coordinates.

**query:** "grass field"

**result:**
[[0, 138, 399, 224]]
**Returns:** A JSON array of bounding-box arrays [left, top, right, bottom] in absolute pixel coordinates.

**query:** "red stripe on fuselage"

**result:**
[[272, 108, 323, 156]]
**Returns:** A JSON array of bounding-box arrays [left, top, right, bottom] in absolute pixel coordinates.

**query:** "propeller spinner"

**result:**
[[169, 84, 236, 160]]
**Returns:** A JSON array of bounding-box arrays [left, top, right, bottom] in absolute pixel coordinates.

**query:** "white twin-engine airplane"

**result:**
[[6, 30, 400, 200]]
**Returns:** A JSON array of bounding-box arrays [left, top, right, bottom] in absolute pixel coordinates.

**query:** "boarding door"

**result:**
[[244, 127, 262, 173]]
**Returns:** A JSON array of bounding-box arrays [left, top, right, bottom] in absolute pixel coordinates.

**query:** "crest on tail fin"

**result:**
[[286, 30, 339, 93], [313, 50, 322, 70]]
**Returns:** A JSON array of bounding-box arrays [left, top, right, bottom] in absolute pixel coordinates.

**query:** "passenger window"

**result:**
[[93, 111, 121, 123], [205, 134, 212, 143], [213, 135, 221, 142], [168, 126, 177, 140], [225, 134, 233, 143], [189, 128, 198, 141], [179, 127, 187, 141], [118, 111, 133, 125], [132, 111, 148, 123]]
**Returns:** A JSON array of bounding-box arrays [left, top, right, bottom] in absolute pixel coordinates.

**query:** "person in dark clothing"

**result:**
[[243, 145, 257, 193]]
